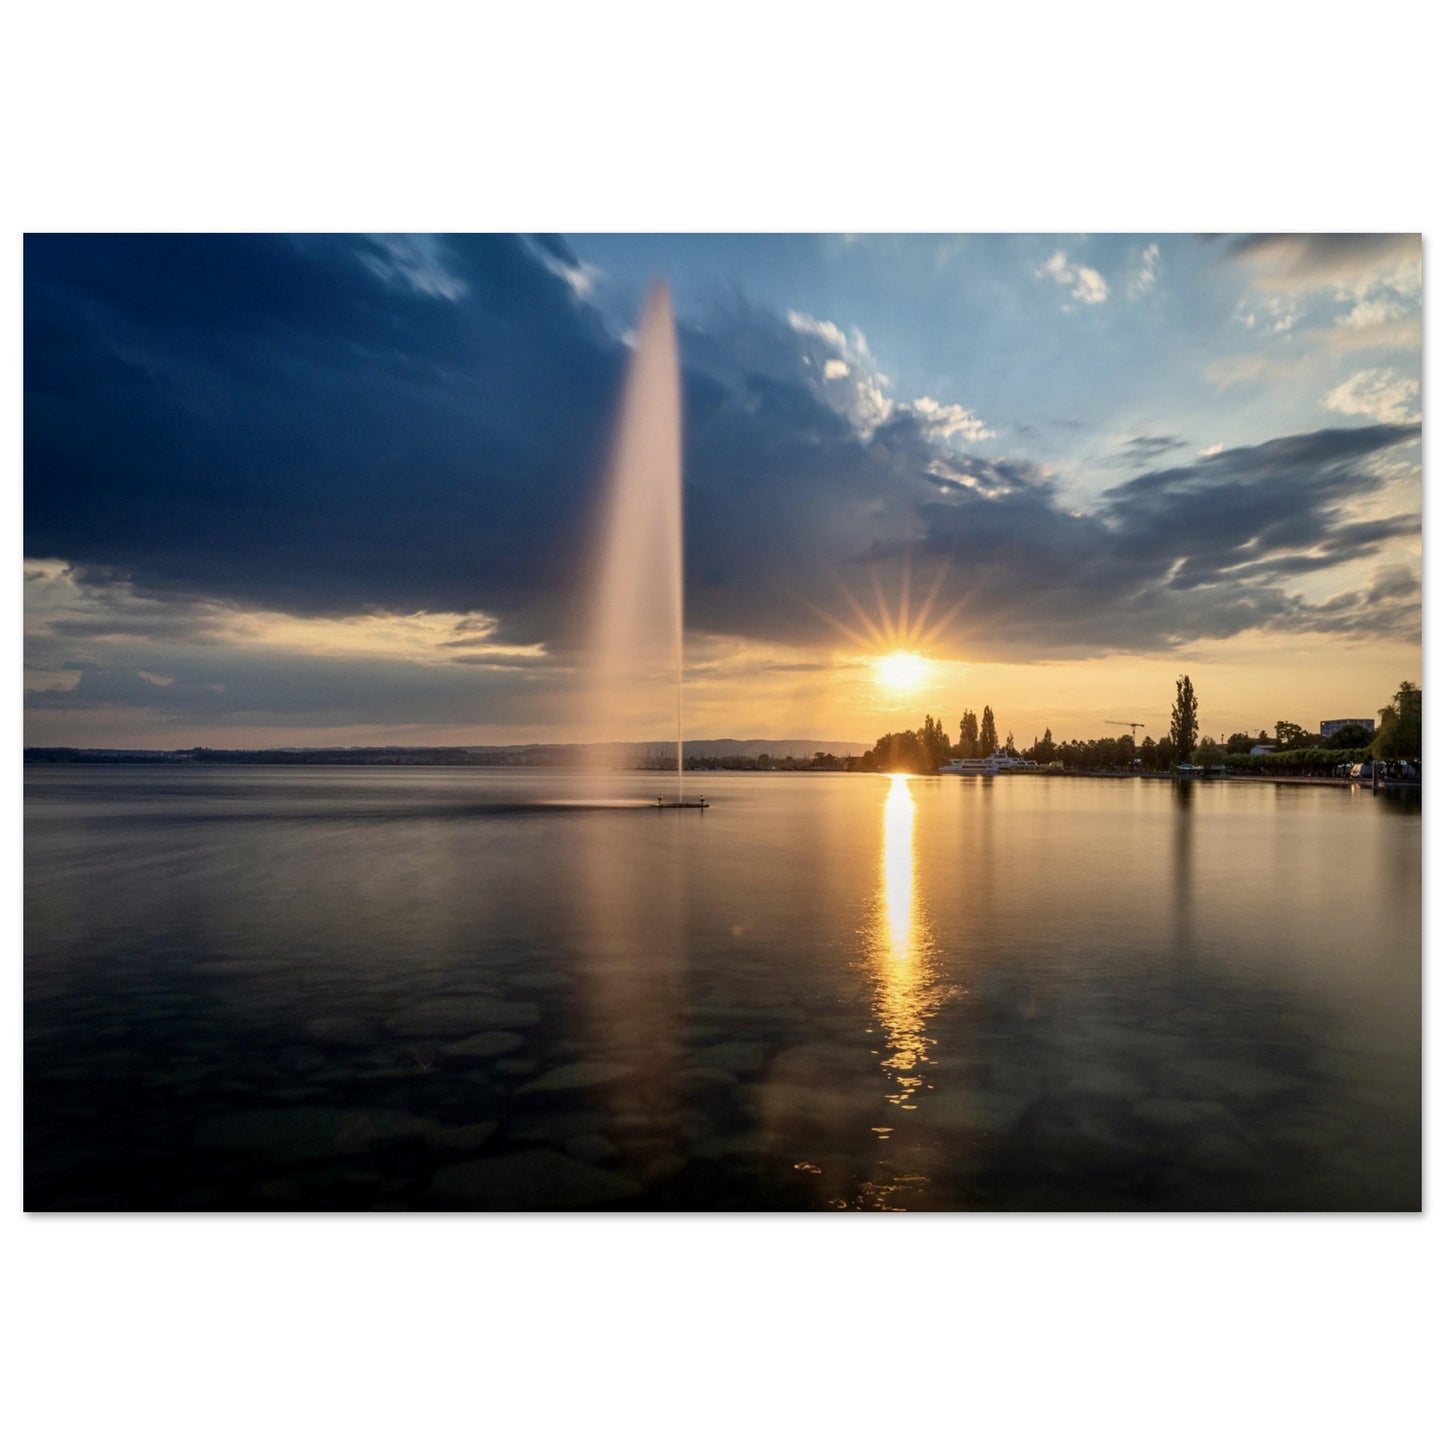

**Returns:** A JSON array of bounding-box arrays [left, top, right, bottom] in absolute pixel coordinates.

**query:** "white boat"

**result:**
[[940, 750, 1004, 775], [940, 749, 1035, 775]]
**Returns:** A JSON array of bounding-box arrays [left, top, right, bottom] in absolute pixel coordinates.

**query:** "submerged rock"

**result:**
[[441, 1030, 526, 1060], [303, 1016, 378, 1046], [1132, 1097, 1236, 1129], [922, 1088, 1032, 1136], [388, 997, 541, 1037], [694, 1041, 768, 1075], [250, 1179, 303, 1204], [427, 1150, 643, 1209], [674, 1066, 740, 1092], [194, 1106, 454, 1162], [427, 1121, 500, 1154], [564, 1133, 621, 1165], [516, 1060, 636, 1094], [639, 1152, 688, 1187], [1158, 1058, 1295, 1102]]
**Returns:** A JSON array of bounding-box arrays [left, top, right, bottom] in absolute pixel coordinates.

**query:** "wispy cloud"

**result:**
[[1127, 242, 1160, 299], [1206, 355, 1268, 388], [1235, 295, 1298, 334], [1226, 234, 1421, 357], [1108, 434, 1187, 467], [358, 235, 469, 301], [1036, 249, 1109, 306], [525, 234, 603, 299]]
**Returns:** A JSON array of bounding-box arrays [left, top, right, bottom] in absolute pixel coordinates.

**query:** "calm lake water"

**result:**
[[24, 766, 1421, 1211]]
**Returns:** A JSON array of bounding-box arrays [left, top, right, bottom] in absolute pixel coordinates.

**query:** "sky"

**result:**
[[23, 232, 1422, 751]]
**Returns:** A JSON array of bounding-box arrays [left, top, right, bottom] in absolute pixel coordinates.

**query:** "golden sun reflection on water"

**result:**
[[869, 774, 939, 1111]]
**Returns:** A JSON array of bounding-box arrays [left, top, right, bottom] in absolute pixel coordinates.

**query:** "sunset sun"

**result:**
[[877, 650, 928, 691]]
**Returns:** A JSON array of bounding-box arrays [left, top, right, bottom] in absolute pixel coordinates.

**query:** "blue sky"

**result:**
[[23, 233, 1422, 748], [574, 232, 1421, 497]]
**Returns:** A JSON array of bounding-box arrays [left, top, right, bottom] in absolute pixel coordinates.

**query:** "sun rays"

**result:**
[[806, 556, 968, 679]]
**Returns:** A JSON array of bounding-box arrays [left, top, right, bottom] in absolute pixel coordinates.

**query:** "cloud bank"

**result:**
[[25, 233, 1421, 721]]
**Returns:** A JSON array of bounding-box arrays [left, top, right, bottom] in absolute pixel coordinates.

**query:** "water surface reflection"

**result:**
[[866, 775, 940, 1114], [24, 767, 1421, 1211]]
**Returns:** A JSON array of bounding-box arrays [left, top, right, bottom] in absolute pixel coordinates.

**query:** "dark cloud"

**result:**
[[25, 235, 1422, 681], [862, 424, 1421, 658], [1224, 234, 1419, 287], [26, 234, 621, 641], [48, 615, 225, 641], [30, 649, 575, 729], [1109, 434, 1187, 466]]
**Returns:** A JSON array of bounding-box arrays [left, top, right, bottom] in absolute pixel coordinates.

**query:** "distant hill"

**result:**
[[679, 739, 867, 759], [24, 739, 870, 766]]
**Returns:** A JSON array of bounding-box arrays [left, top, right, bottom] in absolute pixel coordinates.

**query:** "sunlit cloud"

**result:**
[[1317, 301, 1421, 355], [1226, 234, 1421, 356], [788, 309, 896, 436], [1323, 368, 1421, 425], [909, 396, 993, 442], [26, 562, 543, 664]]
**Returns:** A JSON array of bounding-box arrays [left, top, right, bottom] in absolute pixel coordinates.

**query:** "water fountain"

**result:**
[[587, 282, 705, 807]]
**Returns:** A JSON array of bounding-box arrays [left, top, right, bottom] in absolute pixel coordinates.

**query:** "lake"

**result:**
[[24, 766, 1421, 1211]]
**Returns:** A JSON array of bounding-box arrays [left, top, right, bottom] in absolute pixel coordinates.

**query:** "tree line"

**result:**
[[846, 676, 1421, 777]]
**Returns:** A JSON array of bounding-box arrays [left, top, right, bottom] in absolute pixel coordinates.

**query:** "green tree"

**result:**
[[1192, 735, 1225, 769], [1275, 720, 1309, 749], [918, 714, 951, 770], [958, 710, 979, 758], [1033, 727, 1057, 764], [979, 705, 998, 755], [1372, 681, 1421, 761], [1171, 675, 1199, 757]]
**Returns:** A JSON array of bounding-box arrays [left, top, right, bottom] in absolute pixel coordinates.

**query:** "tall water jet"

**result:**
[[587, 281, 685, 797]]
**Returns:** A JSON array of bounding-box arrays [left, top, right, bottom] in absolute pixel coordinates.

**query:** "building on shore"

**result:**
[[1320, 718, 1374, 739]]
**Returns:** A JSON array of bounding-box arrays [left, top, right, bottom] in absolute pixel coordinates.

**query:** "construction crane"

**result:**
[[1106, 720, 1146, 742]]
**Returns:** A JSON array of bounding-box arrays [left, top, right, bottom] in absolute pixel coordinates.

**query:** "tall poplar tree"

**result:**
[[958, 710, 979, 758], [1171, 675, 1199, 757], [980, 705, 998, 755]]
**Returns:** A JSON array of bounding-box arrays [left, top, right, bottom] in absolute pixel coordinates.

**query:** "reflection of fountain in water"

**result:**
[[586, 282, 684, 798], [569, 284, 688, 1171], [868, 774, 939, 1112]]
